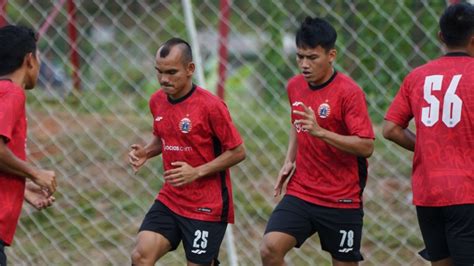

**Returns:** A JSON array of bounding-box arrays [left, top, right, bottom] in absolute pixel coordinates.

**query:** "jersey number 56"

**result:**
[[422, 74, 463, 128]]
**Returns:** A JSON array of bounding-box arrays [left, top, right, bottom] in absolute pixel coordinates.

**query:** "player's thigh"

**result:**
[[264, 195, 316, 248], [444, 204, 474, 265], [316, 206, 364, 262], [134, 230, 172, 261], [416, 206, 450, 261], [262, 231, 297, 256], [178, 217, 227, 265], [136, 200, 181, 257]]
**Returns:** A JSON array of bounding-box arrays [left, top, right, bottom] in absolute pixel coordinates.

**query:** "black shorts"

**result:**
[[264, 195, 364, 262], [0, 240, 6, 266], [139, 200, 227, 265], [416, 204, 474, 265]]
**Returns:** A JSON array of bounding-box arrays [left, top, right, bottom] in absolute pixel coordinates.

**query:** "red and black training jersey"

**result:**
[[286, 72, 375, 209], [149, 85, 243, 223], [0, 80, 27, 245], [385, 53, 474, 207]]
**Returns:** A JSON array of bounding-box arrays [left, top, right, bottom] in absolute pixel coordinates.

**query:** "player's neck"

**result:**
[[168, 83, 196, 103], [0, 70, 26, 89], [0, 76, 12, 82], [445, 47, 472, 56], [171, 83, 193, 99], [313, 68, 333, 85], [309, 68, 335, 89]]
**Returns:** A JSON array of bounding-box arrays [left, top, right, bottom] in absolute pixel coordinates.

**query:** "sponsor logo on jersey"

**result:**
[[318, 102, 331, 118], [293, 120, 308, 133], [161, 139, 192, 152], [163, 145, 192, 152], [292, 101, 309, 133], [197, 207, 212, 213], [338, 199, 353, 203], [292, 101, 304, 107], [179, 117, 192, 133]]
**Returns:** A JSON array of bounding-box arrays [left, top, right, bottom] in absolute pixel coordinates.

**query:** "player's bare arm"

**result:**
[[163, 144, 246, 187], [382, 120, 415, 152], [0, 139, 57, 195], [274, 126, 297, 197], [24, 182, 56, 210], [293, 102, 374, 158], [129, 135, 163, 173]]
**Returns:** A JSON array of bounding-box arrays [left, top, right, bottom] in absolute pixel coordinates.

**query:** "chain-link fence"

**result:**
[[2, 0, 458, 265]]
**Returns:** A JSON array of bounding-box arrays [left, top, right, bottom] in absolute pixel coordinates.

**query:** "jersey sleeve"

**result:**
[[0, 93, 24, 143], [286, 80, 293, 105], [384, 78, 413, 129], [209, 100, 243, 150], [148, 93, 159, 137], [343, 89, 375, 139]]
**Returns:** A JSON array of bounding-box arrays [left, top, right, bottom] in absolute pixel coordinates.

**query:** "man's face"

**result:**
[[155, 46, 194, 99], [296, 45, 336, 86], [25, 50, 40, 90]]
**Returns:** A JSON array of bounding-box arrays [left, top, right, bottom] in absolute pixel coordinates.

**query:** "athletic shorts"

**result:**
[[139, 200, 227, 265], [0, 240, 6, 266], [264, 195, 364, 262], [416, 204, 474, 265]]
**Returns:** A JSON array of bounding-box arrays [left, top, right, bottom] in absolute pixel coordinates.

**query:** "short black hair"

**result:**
[[0, 25, 38, 76], [159, 37, 193, 64], [296, 16, 337, 51], [439, 2, 474, 48]]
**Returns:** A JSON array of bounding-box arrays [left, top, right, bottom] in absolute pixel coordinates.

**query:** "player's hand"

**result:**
[[129, 144, 148, 173], [274, 162, 295, 197], [31, 168, 57, 196], [164, 161, 199, 187], [293, 102, 325, 138], [24, 182, 56, 210]]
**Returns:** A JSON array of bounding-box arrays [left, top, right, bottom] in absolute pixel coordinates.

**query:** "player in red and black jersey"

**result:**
[[129, 38, 245, 266], [0, 25, 57, 265], [260, 17, 374, 265], [384, 3, 474, 265]]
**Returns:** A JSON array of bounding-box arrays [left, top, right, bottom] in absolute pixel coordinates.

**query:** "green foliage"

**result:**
[[330, 1, 447, 121], [253, 2, 293, 102]]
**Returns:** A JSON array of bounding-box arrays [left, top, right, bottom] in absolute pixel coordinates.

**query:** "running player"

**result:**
[[383, 3, 474, 265], [129, 38, 246, 266], [0, 25, 57, 266], [260, 17, 375, 266]]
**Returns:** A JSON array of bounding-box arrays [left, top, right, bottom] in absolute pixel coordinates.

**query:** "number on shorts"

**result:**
[[339, 230, 354, 248], [422, 74, 463, 128], [193, 230, 209, 249]]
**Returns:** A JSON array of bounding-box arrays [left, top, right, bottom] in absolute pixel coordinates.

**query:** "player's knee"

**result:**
[[131, 247, 148, 265], [260, 239, 278, 262]]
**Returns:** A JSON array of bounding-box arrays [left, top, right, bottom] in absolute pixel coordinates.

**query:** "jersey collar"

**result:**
[[308, 70, 338, 91], [167, 83, 196, 104], [444, 52, 471, 57]]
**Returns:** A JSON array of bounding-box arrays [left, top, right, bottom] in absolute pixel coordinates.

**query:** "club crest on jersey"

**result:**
[[179, 117, 192, 134], [318, 103, 331, 118]]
